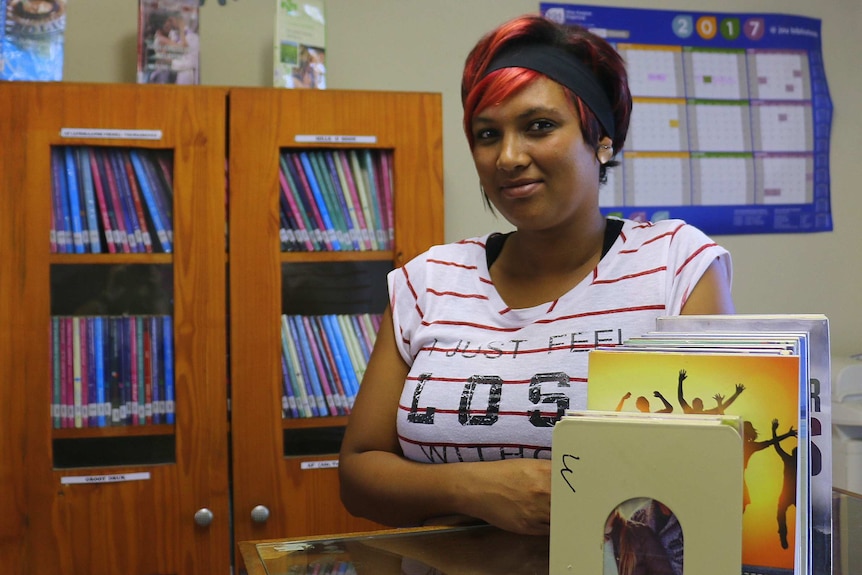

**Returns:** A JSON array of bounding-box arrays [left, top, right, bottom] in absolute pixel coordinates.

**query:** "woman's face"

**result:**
[[470, 76, 607, 232]]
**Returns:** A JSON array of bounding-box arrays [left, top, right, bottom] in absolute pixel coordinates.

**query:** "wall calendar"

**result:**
[[541, 3, 833, 235]]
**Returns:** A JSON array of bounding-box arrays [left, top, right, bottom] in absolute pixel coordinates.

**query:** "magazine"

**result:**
[[137, 0, 200, 85]]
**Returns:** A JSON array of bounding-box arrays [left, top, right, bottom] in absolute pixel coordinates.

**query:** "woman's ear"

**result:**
[[596, 136, 614, 164]]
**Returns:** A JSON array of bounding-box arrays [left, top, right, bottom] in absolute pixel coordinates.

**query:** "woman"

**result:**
[[339, 14, 734, 536]]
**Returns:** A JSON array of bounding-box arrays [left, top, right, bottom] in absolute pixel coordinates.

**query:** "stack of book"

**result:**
[[278, 149, 393, 252], [50, 314, 175, 429], [50, 146, 174, 254], [280, 312, 381, 418], [580, 314, 831, 575]]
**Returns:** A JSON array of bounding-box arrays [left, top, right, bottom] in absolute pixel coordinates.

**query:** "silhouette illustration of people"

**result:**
[[742, 419, 796, 512], [677, 369, 744, 414], [771, 418, 798, 549], [616, 391, 674, 413]]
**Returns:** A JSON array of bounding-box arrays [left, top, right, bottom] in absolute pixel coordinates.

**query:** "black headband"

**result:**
[[483, 43, 615, 140]]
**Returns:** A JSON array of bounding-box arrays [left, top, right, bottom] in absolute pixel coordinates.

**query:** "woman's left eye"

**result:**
[[527, 120, 556, 133]]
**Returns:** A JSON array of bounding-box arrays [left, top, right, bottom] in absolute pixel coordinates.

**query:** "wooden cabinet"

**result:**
[[0, 82, 230, 575], [228, 88, 443, 546], [0, 83, 443, 573]]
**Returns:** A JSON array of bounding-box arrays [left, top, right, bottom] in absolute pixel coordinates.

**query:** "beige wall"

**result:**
[[63, 0, 862, 359]]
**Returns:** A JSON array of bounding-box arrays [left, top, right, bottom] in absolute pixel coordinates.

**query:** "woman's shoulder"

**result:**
[[617, 217, 712, 245], [405, 234, 493, 266]]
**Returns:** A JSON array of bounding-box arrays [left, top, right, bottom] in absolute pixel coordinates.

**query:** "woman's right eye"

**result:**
[[474, 128, 498, 142]]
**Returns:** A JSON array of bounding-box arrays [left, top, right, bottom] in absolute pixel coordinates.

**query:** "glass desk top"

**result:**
[[240, 488, 862, 575]]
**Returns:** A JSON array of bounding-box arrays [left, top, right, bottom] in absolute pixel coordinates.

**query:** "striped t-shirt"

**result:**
[[389, 218, 731, 463]]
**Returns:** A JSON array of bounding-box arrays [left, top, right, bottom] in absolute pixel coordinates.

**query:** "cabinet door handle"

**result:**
[[251, 505, 271, 523], [194, 508, 214, 527]]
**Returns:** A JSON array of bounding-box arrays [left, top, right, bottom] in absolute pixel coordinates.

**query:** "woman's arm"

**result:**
[[339, 307, 552, 535], [680, 257, 735, 315]]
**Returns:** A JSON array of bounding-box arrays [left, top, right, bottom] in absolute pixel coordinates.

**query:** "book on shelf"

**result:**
[[279, 313, 381, 418], [122, 151, 154, 253], [274, 0, 326, 90], [137, 0, 200, 85], [653, 314, 831, 575], [162, 315, 175, 424], [76, 147, 102, 253], [49, 147, 176, 254], [273, 148, 396, 252], [49, 315, 175, 429], [63, 147, 86, 254], [550, 410, 744, 575], [586, 317, 823, 575], [87, 148, 117, 254]]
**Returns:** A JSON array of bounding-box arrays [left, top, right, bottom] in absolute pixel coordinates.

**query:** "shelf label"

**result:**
[[294, 134, 377, 144], [60, 471, 151, 485], [60, 128, 163, 140], [300, 460, 339, 470]]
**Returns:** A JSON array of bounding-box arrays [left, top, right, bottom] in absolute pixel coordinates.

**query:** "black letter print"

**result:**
[[407, 373, 435, 424], [458, 375, 502, 426], [528, 372, 570, 427]]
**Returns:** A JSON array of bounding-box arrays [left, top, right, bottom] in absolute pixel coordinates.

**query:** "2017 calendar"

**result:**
[[541, 3, 833, 234]]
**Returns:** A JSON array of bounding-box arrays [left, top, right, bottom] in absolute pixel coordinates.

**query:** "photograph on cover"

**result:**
[[0, 0, 68, 81], [603, 497, 683, 575], [137, 0, 200, 85], [278, 42, 325, 89]]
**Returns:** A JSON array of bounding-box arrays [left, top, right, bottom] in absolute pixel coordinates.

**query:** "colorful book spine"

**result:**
[[329, 151, 365, 250], [76, 148, 103, 253], [96, 149, 132, 253], [153, 155, 175, 245], [122, 151, 154, 253], [287, 315, 322, 417], [307, 315, 344, 416], [348, 150, 379, 250], [337, 150, 373, 250], [51, 316, 61, 428], [108, 317, 121, 425], [281, 315, 313, 418], [150, 315, 162, 424], [71, 316, 83, 428], [140, 150, 175, 251], [324, 314, 359, 408], [86, 316, 99, 427], [93, 316, 107, 427], [361, 149, 386, 248], [129, 149, 173, 253], [102, 150, 137, 253], [322, 151, 360, 250], [277, 158, 316, 251], [299, 151, 341, 250], [129, 316, 139, 425], [308, 151, 350, 249], [88, 149, 117, 254], [287, 152, 334, 250], [49, 149, 66, 252], [163, 315, 175, 424], [63, 147, 86, 253], [143, 317, 153, 424], [283, 153, 327, 249], [301, 315, 337, 416], [110, 150, 143, 253], [379, 150, 395, 246], [119, 316, 131, 423]]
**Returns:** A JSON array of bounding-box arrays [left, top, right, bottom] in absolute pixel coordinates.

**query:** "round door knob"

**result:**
[[194, 508, 214, 527], [251, 505, 271, 523]]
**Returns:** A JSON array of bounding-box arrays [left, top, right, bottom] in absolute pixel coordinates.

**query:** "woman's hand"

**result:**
[[458, 458, 552, 535]]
